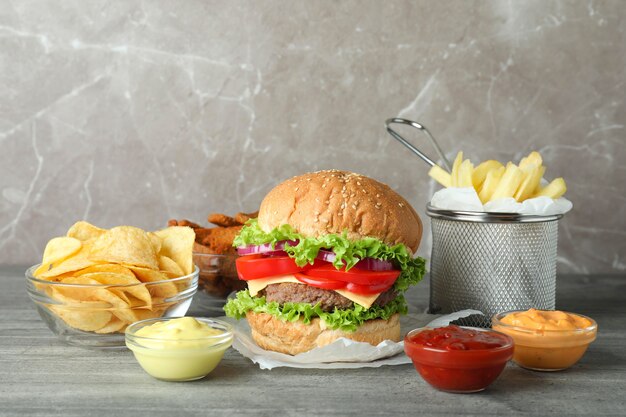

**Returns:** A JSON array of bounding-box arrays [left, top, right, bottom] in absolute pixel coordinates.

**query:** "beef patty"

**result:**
[[261, 282, 397, 312]]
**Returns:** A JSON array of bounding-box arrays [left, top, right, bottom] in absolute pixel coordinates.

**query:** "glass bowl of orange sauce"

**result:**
[[492, 309, 597, 371]]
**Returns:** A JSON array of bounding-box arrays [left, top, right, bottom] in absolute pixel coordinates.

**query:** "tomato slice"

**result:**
[[303, 264, 400, 286], [294, 273, 347, 290], [345, 281, 395, 295], [236, 255, 306, 280]]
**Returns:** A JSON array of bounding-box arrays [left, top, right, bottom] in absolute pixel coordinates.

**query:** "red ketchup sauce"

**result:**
[[404, 325, 514, 393]]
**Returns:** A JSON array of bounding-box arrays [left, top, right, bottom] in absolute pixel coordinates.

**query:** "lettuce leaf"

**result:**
[[223, 289, 408, 332], [233, 218, 426, 291]]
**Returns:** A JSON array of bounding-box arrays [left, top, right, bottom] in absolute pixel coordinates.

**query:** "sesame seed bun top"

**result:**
[[257, 170, 422, 253]]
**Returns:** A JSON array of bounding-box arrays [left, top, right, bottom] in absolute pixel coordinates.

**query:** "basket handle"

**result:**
[[385, 118, 452, 172]]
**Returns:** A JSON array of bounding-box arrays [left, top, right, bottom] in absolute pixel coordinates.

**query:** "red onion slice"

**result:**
[[316, 249, 337, 263], [237, 240, 298, 256], [315, 249, 396, 271], [354, 257, 395, 271]]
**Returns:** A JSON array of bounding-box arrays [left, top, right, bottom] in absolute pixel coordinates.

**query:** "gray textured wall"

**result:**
[[1, 1, 624, 273]]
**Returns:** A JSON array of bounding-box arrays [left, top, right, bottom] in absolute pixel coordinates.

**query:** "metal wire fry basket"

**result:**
[[427, 207, 561, 327], [386, 118, 564, 328]]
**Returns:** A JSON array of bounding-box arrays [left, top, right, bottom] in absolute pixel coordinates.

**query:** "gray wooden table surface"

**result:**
[[1, 265, 624, 417]]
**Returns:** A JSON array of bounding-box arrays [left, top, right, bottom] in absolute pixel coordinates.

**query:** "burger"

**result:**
[[224, 170, 425, 355]]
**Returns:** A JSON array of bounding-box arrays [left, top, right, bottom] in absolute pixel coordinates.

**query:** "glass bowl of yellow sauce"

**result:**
[[125, 316, 233, 381], [492, 309, 597, 371]]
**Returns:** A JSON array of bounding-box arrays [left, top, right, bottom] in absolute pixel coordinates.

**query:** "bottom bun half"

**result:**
[[246, 311, 401, 355]]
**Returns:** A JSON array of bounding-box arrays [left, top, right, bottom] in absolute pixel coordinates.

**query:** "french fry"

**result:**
[[478, 166, 505, 203], [429, 165, 452, 188], [430, 149, 566, 203], [535, 177, 567, 199], [519, 151, 543, 170], [450, 151, 464, 187], [457, 159, 474, 187], [472, 160, 503, 189], [514, 164, 545, 202], [490, 163, 524, 201]]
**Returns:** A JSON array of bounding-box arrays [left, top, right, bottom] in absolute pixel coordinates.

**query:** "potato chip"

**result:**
[[74, 264, 135, 278], [148, 232, 162, 254], [48, 287, 108, 307], [41, 237, 82, 266], [159, 255, 184, 278], [34, 237, 83, 277], [57, 276, 127, 309], [67, 221, 106, 241], [79, 272, 152, 310], [88, 226, 159, 270], [48, 288, 112, 331], [38, 241, 98, 280], [35, 222, 195, 334], [154, 226, 195, 276], [111, 304, 164, 324], [95, 318, 127, 334], [127, 266, 178, 299], [50, 305, 113, 332]]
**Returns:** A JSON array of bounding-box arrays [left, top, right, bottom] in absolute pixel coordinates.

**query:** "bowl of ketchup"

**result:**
[[404, 325, 514, 393]]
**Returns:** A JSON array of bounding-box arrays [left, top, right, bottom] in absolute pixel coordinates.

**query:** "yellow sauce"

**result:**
[[493, 309, 597, 371], [126, 317, 232, 381]]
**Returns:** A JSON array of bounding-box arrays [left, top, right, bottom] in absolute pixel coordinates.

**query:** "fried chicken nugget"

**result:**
[[199, 226, 242, 255], [168, 219, 201, 229], [207, 213, 240, 228], [234, 211, 259, 225]]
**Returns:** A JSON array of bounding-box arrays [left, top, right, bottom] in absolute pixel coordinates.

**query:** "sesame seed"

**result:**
[[322, 184, 326, 188], [295, 187, 299, 191], [398, 203, 404, 207], [325, 200, 330, 204], [357, 181, 361, 186], [376, 194, 380, 198], [352, 205, 357, 209], [322, 218, 329, 223], [362, 189, 367, 193]]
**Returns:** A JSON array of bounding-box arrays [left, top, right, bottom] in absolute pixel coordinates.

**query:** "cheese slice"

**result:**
[[246, 275, 383, 309], [334, 289, 381, 309]]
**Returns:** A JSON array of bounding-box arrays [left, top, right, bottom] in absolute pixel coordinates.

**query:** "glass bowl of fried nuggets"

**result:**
[[169, 211, 257, 299]]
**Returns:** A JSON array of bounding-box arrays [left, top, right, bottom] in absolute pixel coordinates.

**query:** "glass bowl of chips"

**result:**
[[26, 264, 199, 348], [193, 253, 245, 299], [26, 221, 199, 348]]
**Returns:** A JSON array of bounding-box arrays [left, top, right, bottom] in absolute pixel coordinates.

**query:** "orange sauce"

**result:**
[[493, 309, 597, 371]]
